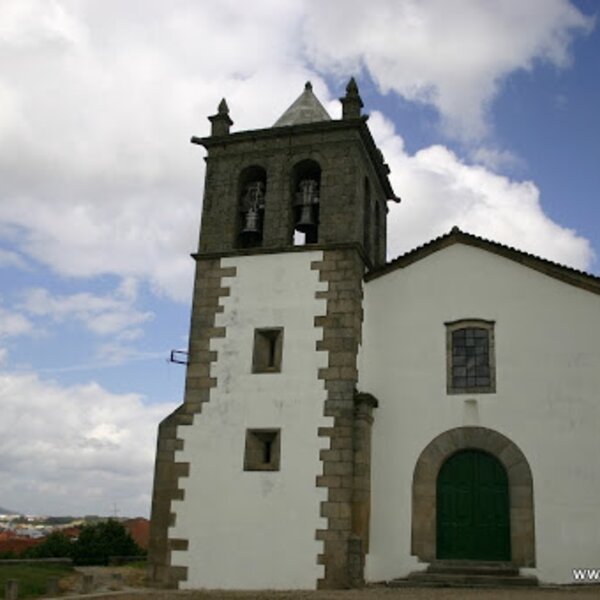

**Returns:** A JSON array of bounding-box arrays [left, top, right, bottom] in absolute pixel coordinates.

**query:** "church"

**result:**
[[148, 80, 600, 590]]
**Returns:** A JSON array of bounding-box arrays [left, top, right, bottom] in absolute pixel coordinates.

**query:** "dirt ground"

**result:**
[[57, 565, 146, 595], [138, 587, 600, 600], [54, 567, 600, 600]]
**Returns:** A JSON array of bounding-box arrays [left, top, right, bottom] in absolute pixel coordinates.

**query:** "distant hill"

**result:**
[[0, 506, 18, 515]]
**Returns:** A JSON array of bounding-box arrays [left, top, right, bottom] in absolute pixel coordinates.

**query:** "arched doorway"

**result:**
[[411, 427, 536, 567], [437, 450, 510, 561]]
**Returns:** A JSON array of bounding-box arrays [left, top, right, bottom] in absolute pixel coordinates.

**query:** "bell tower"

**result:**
[[149, 79, 398, 590], [192, 79, 395, 265]]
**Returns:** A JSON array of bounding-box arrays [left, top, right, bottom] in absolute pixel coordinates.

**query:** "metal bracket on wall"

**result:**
[[169, 350, 189, 365]]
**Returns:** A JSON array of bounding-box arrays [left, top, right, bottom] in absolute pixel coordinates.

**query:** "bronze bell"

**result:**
[[242, 206, 260, 234], [295, 178, 319, 233], [296, 204, 316, 233]]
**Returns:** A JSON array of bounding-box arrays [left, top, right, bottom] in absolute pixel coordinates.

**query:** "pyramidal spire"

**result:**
[[273, 81, 331, 127]]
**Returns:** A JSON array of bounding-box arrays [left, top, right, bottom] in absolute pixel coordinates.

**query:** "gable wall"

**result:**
[[359, 244, 600, 583]]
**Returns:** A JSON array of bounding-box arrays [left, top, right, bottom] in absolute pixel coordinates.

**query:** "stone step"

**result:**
[[389, 574, 539, 588], [427, 559, 519, 576], [389, 569, 538, 588]]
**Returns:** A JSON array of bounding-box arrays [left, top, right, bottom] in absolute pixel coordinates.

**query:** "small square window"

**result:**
[[252, 328, 283, 373], [244, 429, 281, 471]]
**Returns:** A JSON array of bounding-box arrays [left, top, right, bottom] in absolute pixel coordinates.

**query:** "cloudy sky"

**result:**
[[0, 0, 598, 517]]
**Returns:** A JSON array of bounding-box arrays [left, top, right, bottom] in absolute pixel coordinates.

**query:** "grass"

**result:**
[[124, 560, 147, 569], [0, 563, 73, 598]]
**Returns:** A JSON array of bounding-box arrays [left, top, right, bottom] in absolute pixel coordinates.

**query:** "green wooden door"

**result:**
[[437, 450, 510, 560]]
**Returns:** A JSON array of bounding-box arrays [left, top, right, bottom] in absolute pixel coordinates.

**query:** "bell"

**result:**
[[295, 204, 316, 233], [242, 207, 260, 234]]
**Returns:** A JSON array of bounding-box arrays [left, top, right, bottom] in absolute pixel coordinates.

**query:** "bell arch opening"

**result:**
[[411, 426, 535, 567], [238, 165, 267, 249], [291, 159, 321, 246]]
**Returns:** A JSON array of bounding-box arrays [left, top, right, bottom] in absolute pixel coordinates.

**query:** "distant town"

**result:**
[[0, 507, 149, 555]]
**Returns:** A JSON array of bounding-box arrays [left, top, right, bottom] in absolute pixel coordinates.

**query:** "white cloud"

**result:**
[[469, 146, 525, 172], [303, 0, 593, 139], [95, 342, 164, 367], [0, 0, 595, 520], [0, 0, 594, 302], [0, 371, 175, 516], [0, 249, 28, 269], [368, 112, 594, 269], [0, 0, 87, 48], [0, 0, 326, 301], [0, 305, 33, 338], [0, 302, 33, 369], [20, 281, 153, 337]]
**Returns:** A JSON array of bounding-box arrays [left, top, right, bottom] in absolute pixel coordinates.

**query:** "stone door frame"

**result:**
[[411, 426, 536, 567]]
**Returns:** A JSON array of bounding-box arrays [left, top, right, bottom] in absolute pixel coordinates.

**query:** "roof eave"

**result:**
[[366, 228, 600, 295]]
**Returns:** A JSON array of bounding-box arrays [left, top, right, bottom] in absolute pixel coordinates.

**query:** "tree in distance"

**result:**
[[23, 519, 144, 565]]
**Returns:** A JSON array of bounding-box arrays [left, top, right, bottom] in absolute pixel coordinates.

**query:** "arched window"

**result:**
[[446, 319, 496, 394], [238, 166, 267, 248], [291, 160, 321, 245]]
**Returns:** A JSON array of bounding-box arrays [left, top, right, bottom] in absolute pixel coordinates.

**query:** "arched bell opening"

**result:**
[[291, 159, 321, 246], [238, 165, 267, 249]]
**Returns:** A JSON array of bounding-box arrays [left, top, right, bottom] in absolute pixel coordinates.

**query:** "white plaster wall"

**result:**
[[360, 244, 600, 584], [170, 251, 332, 589]]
